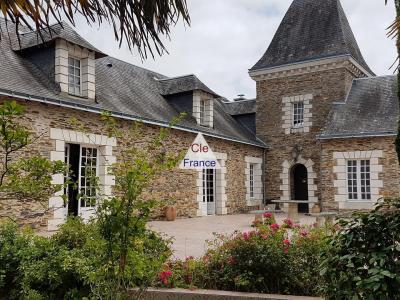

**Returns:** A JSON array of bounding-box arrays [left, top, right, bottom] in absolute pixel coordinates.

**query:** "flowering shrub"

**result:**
[[161, 220, 330, 296], [251, 212, 276, 228]]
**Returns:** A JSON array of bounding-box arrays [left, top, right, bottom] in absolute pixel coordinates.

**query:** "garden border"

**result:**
[[130, 288, 323, 300]]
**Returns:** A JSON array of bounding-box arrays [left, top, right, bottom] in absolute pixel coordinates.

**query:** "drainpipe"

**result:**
[[262, 147, 267, 208], [318, 139, 324, 212]]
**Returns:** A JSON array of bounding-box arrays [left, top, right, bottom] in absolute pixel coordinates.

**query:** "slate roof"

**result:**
[[0, 18, 265, 147], [158, 75, 219, 97], [221, 99, 256, 116], [318, 76, 399, 139], [250, 0, 373, 75], [10, 21, 106, 58]]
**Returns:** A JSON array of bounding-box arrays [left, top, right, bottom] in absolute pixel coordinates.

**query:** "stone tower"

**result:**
[[249, 0, 374, 212]]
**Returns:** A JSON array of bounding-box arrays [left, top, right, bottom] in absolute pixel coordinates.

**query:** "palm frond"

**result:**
[[0, 0, 190, 59]]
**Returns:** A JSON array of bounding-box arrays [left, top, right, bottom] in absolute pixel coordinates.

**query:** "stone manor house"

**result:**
[[0, 0, 399, 230]]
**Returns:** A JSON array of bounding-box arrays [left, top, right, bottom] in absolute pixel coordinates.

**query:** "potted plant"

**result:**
[[163, 199, 177, 221]]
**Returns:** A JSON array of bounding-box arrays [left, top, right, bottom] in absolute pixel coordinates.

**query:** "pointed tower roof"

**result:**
[[250, 0, 373, 75]]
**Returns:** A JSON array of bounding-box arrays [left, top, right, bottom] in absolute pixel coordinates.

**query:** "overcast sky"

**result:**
[[75, 0, 397, 100]]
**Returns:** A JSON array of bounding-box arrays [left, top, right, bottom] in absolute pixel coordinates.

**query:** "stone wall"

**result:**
[[0, 98, 263, 229], [256, 67, 358, 204], [320, 136, 400, 211], [130, 288, 322, 300]]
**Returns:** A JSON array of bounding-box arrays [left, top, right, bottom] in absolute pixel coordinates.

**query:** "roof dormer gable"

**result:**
[[12, 22, 106, 100]]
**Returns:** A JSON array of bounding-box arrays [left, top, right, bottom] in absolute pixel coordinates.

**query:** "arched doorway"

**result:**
[[291, 164, 309, 213]]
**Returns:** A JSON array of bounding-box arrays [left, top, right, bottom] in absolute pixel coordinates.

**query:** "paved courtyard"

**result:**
[[148, 213, 317, 259]]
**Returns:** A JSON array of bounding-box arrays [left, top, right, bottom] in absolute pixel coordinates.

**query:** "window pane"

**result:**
[[200, 100, 206, 126], [79, 147, 98, 208], [68, 58, 81, 95], [360, 160, 371, 200], [347, 160, 357, 200], [250, 164, 255, 198], [293, 101, 304, 127]]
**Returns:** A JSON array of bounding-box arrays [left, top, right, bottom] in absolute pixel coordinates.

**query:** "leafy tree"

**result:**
[[68, 112, 185, 298], [90, 112, 185, 297], [0, 0, 190, 59], [0, 107, 185, 299], [0, 100, 67, 223], [386, 0, 400, 163]]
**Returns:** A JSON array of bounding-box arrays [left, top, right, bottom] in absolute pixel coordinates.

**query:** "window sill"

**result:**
[[337, 200, 375, 210], [67, 93, 88, 100], [290, 127, 305, 133]]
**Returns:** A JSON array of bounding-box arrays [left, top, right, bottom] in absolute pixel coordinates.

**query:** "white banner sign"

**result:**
[[179, 133, 221, 170]]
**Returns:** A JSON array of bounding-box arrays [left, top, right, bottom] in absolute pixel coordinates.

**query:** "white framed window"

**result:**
[[202, 168, 216, 215], [79, 147, 98, 208], [293, 101, 304, 127], [245, 157, 262, 204], [347, 159, 371, 201], [249, 163, 255, 198], [199, 99, 206, 126], [68, 57, 81, 96]]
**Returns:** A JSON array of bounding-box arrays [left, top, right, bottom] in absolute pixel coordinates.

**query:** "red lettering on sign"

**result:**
[[191, 143, 209, 153]]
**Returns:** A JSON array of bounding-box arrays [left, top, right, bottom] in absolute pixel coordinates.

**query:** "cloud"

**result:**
[[76, 0, 397, 100]]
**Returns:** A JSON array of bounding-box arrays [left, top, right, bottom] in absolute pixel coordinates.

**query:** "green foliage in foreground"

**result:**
[[321, 198, 400, 300], [157, 216, 331, 297], [0, 217, 171, 299], [0, 101, 68, 215]]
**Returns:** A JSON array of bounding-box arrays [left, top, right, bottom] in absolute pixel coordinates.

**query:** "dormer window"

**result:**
[[68, 57, 81, 96], [193, 91, 214, 128], [55, 39, 96, 100], [199, 99, 206, 126]]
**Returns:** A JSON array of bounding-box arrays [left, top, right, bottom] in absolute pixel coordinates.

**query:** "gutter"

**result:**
[[0, 89, 268, 149], [317, 132, 397, 140]]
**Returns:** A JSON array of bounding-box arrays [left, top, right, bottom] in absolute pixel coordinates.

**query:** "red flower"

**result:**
[[228, 256, 236, 265], [263, 212, 273, 218], [203, 255, 209, 264], [270, 223, 280, 230], [300, 230, 308, 237], [185, 256, 194, 261], [159, 271, 173, 285], [283, 218, 294, 228], [243, 232, 250, 241], [283, 239, 291, 254]]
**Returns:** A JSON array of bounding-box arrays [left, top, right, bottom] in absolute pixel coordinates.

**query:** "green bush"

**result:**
[[0, 217, 171, 299], [321, 198, 400, 300], [159, 217, 330, 296]]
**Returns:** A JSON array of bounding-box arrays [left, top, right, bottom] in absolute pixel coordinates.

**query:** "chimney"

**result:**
[[234, 94, 246, 101]]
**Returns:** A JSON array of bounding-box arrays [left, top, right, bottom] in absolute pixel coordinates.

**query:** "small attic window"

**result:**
[[199, 99, 206, 126], [68, 57, 81, 96]]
